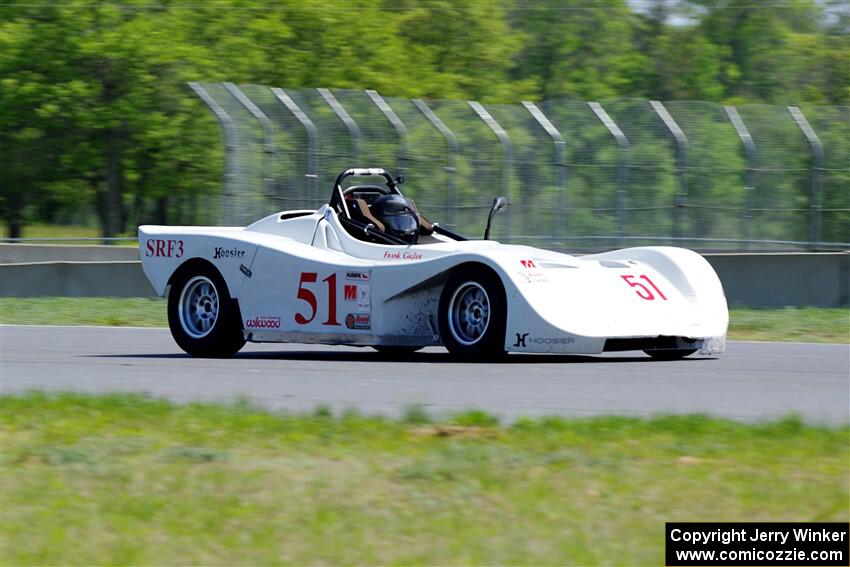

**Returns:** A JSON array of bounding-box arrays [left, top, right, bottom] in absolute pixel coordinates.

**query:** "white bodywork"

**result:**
[[139, 204, 728, 355]]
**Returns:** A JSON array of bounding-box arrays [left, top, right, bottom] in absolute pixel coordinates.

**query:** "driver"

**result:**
[[369, 194, 420, 244]]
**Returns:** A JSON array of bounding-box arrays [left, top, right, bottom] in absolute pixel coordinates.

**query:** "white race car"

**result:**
[[139, 168, 728, 359]]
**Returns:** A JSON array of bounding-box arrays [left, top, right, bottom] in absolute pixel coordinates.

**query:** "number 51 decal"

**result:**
[[294, 272, 340, 325], [621, 274, 668, 301]]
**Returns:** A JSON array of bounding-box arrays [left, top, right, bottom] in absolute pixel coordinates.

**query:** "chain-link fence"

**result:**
[[192, 82, 849, 252]]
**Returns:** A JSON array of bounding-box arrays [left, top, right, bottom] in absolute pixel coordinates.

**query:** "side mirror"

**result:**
[[484, 196, 508, 240], [395, 175, 405, 185]]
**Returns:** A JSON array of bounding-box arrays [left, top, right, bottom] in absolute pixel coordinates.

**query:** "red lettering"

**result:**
[[641, 275, 667, 300], [145, 239, 185, 257], [322, 273, 340, 326], [295, 272, 318, 324], [621, 274, 667, 301], [344, 284, 357, 301]]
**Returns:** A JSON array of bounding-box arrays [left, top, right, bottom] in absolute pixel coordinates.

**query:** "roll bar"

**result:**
[[329, 168, 466, 242], [331, 168, 403, 220]]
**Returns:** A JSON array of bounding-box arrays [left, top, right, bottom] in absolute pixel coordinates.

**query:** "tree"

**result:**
[[508, 0, 649, 100]]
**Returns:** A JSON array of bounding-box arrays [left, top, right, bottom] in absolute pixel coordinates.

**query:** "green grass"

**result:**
[[0, 222, 137, 244], [0, 297, 167, 327], [1, 222, 102, 239], [1, 393, 847, 565], [1, 298, 847, 343], [729, 307, 849, 343]]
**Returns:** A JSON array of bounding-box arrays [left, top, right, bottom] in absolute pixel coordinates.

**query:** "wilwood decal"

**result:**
[[245, 316, 281, 329]]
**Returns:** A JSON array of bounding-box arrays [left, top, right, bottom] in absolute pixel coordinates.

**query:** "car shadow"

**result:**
[[87, 350, 716, 364]]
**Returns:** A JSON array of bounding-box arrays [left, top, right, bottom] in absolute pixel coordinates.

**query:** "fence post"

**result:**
[[724, 105, 756, 250], [224, 83, 276, 208], [272, 88, 320, 207], [318, 88, 361, 165], [412, 99, 459, 229], [366, 90, 408, 176], [788, 106, 824, 250], [588, 102, 629, 247], [188, 82, 238, 225], [650, 100, 689, 245], [522, 101, 568, 241], [469, 101, 514, 241]]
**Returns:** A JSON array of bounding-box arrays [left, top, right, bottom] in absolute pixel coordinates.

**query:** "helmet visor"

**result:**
[[383, 213, 419, 236]]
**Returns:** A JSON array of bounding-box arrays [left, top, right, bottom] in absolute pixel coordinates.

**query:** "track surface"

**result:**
[[1, 325, 848, 423]]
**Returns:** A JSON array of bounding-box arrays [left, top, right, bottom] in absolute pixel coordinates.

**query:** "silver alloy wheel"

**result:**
[[447, 281, 491, 346], [178, 275, 219, 339]]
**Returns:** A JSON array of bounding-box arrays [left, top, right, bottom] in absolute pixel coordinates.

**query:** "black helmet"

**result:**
[[370, 194, 420, 244]]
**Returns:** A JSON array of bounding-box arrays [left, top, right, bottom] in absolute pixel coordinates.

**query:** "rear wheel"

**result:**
[[168, 263, 245, 357], [644, 348, 697, 360], [438, 266, 506, 359]]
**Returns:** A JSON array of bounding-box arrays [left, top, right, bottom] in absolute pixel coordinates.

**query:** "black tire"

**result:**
[[167, 262, 246, 358], [644, 348, 698, 360], [438, 266, 507, 359]]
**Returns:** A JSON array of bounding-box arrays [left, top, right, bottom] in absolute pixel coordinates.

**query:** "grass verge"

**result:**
[[0, 297, 166, 327], [729, 307, 849, 343], [0, 222, 136, 243], [1, 298, 847, 343], [2, 393, 847, 565]]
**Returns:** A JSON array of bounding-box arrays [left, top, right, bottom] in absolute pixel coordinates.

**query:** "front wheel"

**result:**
[[438, 266, 507, 359], [168, 263, 246, 358]]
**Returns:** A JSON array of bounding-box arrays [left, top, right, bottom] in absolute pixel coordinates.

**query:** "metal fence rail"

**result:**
[[192, 83, 850, 252]]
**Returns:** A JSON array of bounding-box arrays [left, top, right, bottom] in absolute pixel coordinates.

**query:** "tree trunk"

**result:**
[[101, 127, 124, 243], [156, 196, 169, 225], [5, 191, 24, 239]]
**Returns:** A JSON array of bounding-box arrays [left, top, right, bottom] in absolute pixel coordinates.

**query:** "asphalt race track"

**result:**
[[2, 325, 848, 424]]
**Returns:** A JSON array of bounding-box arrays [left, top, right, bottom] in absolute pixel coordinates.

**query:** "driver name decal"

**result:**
[[383, 250, 422, 260]]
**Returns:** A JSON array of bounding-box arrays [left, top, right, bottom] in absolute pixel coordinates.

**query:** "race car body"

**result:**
[[139, 168, 728, 359]]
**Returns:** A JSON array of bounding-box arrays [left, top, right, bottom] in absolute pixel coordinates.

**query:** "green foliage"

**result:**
[[0, 1, 846, 239]]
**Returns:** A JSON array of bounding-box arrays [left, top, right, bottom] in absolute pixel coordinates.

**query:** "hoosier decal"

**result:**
[[213, 246, 246, 259]]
